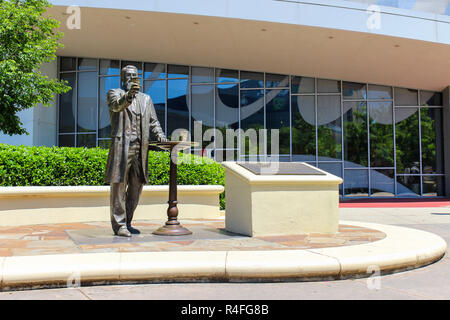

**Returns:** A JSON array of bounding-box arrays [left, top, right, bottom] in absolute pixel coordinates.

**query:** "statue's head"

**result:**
[[120, 65, 139, 91]]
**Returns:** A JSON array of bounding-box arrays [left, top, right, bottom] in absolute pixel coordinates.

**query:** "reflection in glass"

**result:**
[[191, 85, 214, 149], [168, 64, 189, 78], [77, 134, 96, 148], [216, 84, 239, 151], [395, 108, 419, 174], [394, 87, 418, 106], [292, 95, 315, 161], [60, 57, 76, 72], [144, 63, 166, 80], [167, 79, 189, 138], [291, 76, 314, 94], [421, 108, 444, 174], [216, 69, 239, 83], [240, 90, 264, 156], [343, 82, 366, 100], [422, 176, 445, 197], [396, 175, 420, 197], [369, 102, 394, 167], [317, 95, 342, 161], [59, 135, 75, 147], [98, 76, 119, 138], [191, 67, 214, 83], [266, 89, 289, 154], [100, 60, 120, 75], [368, 85, 392, 100], [240, 71, 264, 89], [344, 169, 369, 197], [78, 58, 97, 71], [420, 91, 442, 106], [98, 139, 112, 150], [144, 80, 166, 135], [121, 61, 142, 74], [370, 169, 394, 197], [77, 72, 97, 133], [59, 73, 76, 133], [317, 79, 340, 93], [265, 73, 289, 88], [319, 162, 343, 194], [343, 102, 367, 167]]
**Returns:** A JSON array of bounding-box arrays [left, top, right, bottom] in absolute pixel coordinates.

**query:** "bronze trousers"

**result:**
[[110, 143, 145, 233]]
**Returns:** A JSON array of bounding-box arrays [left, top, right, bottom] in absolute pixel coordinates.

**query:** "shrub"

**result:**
[[0, 144, 225, 209]]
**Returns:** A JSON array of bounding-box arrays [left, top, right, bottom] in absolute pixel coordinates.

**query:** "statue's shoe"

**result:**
[[116, 227, 131, 237], [127, 225, 141, 234]]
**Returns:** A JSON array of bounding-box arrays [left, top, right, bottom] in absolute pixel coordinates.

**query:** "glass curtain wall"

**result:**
[[58, 57, 445, 198]]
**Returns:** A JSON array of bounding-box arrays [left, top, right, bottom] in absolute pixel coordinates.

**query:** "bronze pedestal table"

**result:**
[[149, 141, 198, 236]]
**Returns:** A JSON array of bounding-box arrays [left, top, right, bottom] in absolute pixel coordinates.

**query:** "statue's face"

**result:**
[[121, 68, 139, 91]]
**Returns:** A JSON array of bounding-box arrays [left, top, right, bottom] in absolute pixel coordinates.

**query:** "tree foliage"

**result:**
[[0, 0, 70, 135]]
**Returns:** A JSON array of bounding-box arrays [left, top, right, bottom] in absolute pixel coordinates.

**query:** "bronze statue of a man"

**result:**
[[104, 65, 167, 237]]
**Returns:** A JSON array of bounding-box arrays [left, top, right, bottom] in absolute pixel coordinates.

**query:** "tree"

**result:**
[[0, 0, 70, 136]]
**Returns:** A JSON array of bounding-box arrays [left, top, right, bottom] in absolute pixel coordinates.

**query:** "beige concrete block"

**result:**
[[2, 253, 121, 288], [225, 250, 341, 279], [119, 251, 227, 281]]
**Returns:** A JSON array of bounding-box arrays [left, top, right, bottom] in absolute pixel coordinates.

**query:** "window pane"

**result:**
[[167, 64, 189, 78], [266, 89, 290, 154], [59, 73, 76, 133], [100, 60, 120, 75], [167, 79, 189, 138], [344, 169, 369, 197], [99, 76, 119, 138], [58, 134, 75, 147], [77, 134, 96, 148], [77, 72, 97, 133], [420, 91, 443, 106], [422, 176, 445, 197], [191, 85, 214, 149], [395, 88, 418, 106], [60, 57, 76, 72], [121, 61, 142, 74], [369, 102, 394, 167], [396, 175, 420, 197], [78, 58, 97, 71], [265, 73, 289, 88], [215, 69, 238, 83], [291, 76, 315, 94], [395, 108, 420, 174], [368, 85, 392, 100], [370, 169, 394, 197], [317, 95, 342, 161], [191, 67, 214, 83], [216, 84, 239, 151], [144, 80, 166, 135], [343, 82, 366, 100], [319, 162, 343, 194], [240, 90, 264, 156], [317, 79, 340, 93], [343, 102, 367, 167], [144, 63, 166, 80], [98, 139, 111, 150], [292, 95, 315, 161], [240, 71, 264, 89], [421, 108, 444, 174]]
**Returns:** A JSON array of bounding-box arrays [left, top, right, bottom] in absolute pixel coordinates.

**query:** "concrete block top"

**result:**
[[221, 162, 343, 186]]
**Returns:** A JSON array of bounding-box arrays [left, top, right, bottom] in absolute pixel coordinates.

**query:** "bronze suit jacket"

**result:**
[[104, 89, 165, 184]]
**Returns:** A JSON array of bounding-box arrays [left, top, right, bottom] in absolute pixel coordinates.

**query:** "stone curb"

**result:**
[[0, 221, 446, 290]]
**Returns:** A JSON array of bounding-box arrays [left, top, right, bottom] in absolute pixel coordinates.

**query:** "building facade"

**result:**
[[1, 0, 449, 199]]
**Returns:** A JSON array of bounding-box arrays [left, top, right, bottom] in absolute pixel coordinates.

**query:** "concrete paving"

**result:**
[[0, 206, 449, 300]]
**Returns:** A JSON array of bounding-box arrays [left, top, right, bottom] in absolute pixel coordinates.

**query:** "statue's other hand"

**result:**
[[159, 136, 169, 143]]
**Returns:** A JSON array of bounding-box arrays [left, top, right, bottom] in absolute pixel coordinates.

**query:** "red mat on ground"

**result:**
[[339, 198, 450, 208]]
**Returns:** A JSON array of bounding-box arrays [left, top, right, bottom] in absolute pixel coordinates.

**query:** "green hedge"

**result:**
[[0, 143, 225, 209]]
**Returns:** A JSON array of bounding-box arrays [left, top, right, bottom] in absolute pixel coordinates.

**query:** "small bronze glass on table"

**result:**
[[149, 140, 198, 236]]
